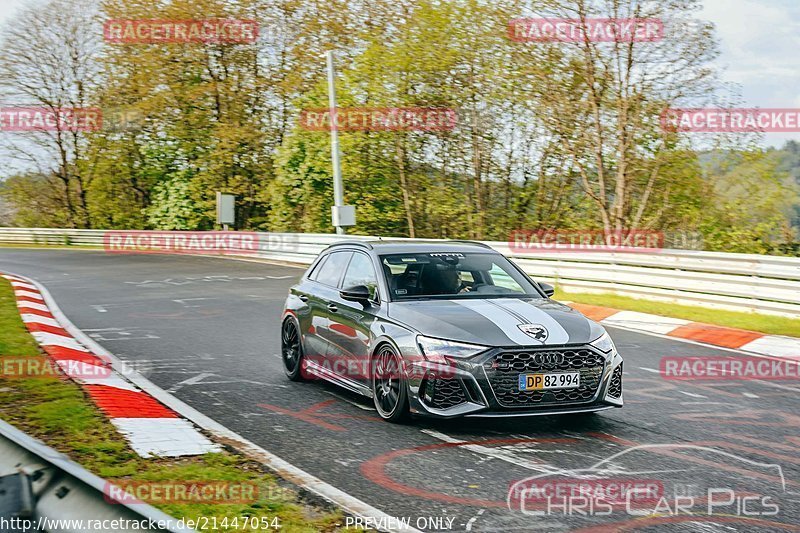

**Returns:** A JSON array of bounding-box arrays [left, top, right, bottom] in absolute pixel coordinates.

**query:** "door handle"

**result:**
[[327, 303, 338, 313], [299, 295, 309, 302]]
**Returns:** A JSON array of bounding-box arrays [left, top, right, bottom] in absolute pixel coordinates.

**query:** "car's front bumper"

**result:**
[[405, 344, 623, 419]]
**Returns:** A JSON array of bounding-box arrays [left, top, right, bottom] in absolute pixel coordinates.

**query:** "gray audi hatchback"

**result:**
[[281, 240, 623, 422]]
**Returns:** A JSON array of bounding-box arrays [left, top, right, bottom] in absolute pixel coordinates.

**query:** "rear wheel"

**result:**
[[281, 319, 304, 381], [372, 345, 409, 423]]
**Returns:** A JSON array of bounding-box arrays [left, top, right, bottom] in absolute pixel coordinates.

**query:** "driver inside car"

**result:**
[[421, 263, 471, 295], [441, 265, 471, 294]]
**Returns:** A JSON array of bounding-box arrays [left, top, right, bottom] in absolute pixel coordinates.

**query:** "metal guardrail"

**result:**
[[0, 419, 192, 532], [1, 227, 799, 317]]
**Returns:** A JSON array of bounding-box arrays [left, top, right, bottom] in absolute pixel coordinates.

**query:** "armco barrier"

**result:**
[[0, 418, 190, 532], [0, 228, 799, 317]]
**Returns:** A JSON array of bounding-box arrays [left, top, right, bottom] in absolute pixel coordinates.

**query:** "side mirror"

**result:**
[[340, 285, 372, 304], [539, 282, 555, 297]]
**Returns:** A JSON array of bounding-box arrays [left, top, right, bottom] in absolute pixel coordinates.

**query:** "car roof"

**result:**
[[325, 239, 498, 255]]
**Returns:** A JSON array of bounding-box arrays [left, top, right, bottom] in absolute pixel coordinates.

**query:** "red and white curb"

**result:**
[[568, 303, 800, 358], [2, 273, 220, 458]]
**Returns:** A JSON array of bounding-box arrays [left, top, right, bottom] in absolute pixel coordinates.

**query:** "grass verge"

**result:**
[[555, 289, 800, 337], [0, 277, 349, 532]]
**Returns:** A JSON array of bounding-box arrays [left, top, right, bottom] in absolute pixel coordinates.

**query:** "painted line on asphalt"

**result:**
[[15, 271, 420, 533], [752, 380, 800, 393], [464, 509, 485, 531], [420, 429, 556, 474]]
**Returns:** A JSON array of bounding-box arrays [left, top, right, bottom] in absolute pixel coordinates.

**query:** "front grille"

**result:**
[[484, 347, 605, 407], [608, 363, 623, 398], [424, 378, 467, 409]]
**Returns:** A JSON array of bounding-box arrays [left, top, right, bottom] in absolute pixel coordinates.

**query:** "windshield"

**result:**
[[380, 252, 540, 300]]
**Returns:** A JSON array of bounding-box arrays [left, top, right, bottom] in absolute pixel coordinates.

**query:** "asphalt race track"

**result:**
[[2, 249, 799, 532]]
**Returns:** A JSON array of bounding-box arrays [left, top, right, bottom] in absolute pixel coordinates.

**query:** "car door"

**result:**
[[325, 251, 381, 385], [304, 251, 352, 369]]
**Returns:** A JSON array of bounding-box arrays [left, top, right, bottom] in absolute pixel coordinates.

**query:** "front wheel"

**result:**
[[281, 319, 304, 381], [372, 345, 409, 423]]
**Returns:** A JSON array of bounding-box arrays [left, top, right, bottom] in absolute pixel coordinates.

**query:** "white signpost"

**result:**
[[216, 192, 235, 231], [325, 50, 356, 234]]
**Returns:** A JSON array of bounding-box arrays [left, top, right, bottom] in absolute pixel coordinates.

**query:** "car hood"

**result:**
[[387, 297, 604, 347]]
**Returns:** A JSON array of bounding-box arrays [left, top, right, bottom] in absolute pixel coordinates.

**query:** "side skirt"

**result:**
[[304, 360, 374, 398]]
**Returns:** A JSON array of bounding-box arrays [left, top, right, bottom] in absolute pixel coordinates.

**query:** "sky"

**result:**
[[0, 0, 798, 148], [0, 0, 27, 25], [699, 0, 800, 147]]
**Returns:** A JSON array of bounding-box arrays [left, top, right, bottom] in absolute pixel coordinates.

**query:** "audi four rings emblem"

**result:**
[[533, 352, 564, 368], [518, 323, 549, 342]]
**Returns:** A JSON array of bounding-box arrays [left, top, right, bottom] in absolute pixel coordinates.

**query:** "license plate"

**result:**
[[519, 372, 580, 391]]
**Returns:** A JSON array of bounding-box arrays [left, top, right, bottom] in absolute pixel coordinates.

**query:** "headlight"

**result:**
[[591, 332, 617, 354], [417, 335, 488, 362]]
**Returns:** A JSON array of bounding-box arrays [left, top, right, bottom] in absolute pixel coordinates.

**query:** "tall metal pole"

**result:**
[[326, 50, 345, 235]]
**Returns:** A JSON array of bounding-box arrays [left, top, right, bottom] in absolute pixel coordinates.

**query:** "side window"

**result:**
[[488, 262, 524, 293], [307, 255, 328, 281], [342, 253, 379, 300], [315, 252, 352, 287]]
